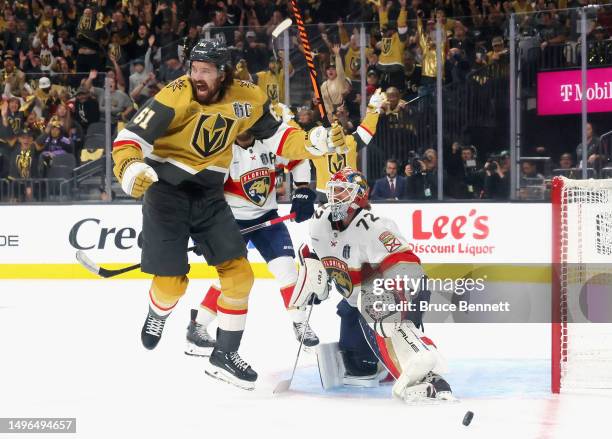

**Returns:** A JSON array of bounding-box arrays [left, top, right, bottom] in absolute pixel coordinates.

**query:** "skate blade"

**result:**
[[204, 366, 255, 391], [184, 341, 214, 357]]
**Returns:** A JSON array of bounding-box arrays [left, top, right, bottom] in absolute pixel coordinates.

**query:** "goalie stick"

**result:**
[[273, 300, 315, 394], [76, 212, 297, 278]]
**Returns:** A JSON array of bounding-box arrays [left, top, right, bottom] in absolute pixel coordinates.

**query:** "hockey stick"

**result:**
[[273, 300, 315, 394], [76, 212, 297, 278], [271, 18, 292, 63], [289, 0, 328, 124]]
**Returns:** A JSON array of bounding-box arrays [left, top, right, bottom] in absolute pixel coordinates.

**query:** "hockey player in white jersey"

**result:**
[[185, 106, 320, 357], [289, 167, 454, 403]]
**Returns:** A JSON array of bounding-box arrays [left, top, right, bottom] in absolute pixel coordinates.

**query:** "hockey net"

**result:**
[[551, 176, 612, 393]]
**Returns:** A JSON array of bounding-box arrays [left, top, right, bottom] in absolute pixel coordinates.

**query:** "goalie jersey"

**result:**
[[309, 205, 420, 306], [112, 76, 316, 188], [224, 140, 310, 220]]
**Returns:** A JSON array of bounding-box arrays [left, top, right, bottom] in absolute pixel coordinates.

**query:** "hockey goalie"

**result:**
[[289, 167, 454, 403]]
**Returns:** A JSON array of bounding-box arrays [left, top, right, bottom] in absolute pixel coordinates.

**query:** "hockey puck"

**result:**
[[462, 411, 474, 426]]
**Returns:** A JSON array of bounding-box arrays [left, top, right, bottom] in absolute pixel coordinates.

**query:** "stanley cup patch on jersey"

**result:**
[[240, 167, 271, 206], [191, 113, 236, 158], [321, 257, 353, 298], [379, 231, 402, 253], [233, 102, 253, 119]]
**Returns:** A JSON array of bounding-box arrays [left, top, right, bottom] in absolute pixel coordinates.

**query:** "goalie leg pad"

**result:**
[[389, 322, 438, 399], [316, 342, 345, 390], [316, 342, 384, 390]]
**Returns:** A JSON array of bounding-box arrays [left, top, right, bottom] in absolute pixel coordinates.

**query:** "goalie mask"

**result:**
[[326, 167, 369, 221]]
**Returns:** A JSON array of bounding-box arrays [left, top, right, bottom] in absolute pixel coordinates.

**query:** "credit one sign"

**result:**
[[537, 67, 612, 115]]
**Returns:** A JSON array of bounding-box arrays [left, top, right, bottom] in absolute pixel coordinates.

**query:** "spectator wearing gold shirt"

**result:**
[[376, 0, 409, 90], [416, 11, 446, 97], [338, 20, 373, 90]]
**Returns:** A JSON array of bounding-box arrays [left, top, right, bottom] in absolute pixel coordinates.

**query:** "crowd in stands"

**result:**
[[0, 0, 610, 202]]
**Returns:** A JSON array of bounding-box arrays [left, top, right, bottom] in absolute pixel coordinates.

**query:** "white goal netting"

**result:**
[[552, 177, 612, 393]]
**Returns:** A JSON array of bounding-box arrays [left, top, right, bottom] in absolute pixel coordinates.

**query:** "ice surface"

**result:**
[[0, 279, 610, 439]]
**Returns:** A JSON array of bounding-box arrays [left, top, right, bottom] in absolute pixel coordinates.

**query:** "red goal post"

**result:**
[[551, 176, 612, 394]]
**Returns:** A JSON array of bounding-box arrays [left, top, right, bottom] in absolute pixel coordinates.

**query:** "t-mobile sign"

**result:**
[[537, 68, 612, 115]]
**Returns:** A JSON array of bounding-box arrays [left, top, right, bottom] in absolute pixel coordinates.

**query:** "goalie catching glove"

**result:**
[[288, 244, 329, 308], [120, 161, 158, 198]]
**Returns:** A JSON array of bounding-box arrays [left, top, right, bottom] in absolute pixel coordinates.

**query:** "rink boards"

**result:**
[[0, 203, 550, 279]]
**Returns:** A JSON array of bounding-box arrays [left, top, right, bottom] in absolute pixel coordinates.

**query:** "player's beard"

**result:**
[[191, 77, 222, 105]]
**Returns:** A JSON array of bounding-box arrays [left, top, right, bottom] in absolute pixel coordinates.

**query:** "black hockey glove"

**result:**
[[290, 187, 317, 223]]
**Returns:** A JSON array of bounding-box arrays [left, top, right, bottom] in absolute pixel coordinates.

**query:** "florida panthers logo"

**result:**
[[321, 257, 353, 298], [241, 167, 271, 206]]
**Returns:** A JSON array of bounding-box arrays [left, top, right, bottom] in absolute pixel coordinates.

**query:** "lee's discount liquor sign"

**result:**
[[537, 67, 612, 115], [365, 204, 550, 264]]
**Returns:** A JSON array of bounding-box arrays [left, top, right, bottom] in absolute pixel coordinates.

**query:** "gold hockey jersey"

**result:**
[[254, 70, 285, 104], [311, 111, 379, 192], [378, 7, 407, 68], [113, 76, 317, 188]]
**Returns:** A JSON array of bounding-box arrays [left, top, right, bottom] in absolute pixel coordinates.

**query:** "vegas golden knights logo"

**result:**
[[109, 44, 121, 61], [191, 114, 235, 157], [350, 57, 360, 73], [78, 15, 92, 31], [266, 84, 279, 102], [241, 168, 271, 206], [9, 116, 22, 133], [321, 257, 353, 298], [382, 38, 392, 55], [327, 153, 347, 174], [16, 150, 32, 178]]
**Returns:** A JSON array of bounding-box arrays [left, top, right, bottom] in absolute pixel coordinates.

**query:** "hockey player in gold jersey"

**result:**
[[310, 90, 385, 200], [252, 56, 292, 105], [111, 39, 346, 390]]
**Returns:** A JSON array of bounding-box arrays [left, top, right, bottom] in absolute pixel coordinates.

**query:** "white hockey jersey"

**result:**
[[224, 140, 311, 220], [309, 205, 420, 306]]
